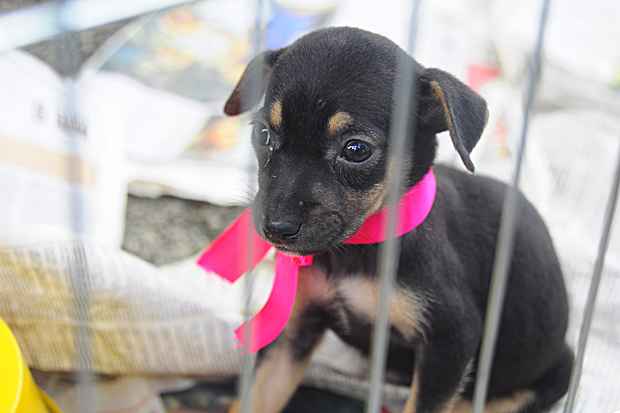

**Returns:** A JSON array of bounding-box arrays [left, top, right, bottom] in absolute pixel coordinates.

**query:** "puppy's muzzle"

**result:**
[[263, 218, 301, 242]]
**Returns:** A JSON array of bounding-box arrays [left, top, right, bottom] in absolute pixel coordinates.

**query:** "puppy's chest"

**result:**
[[296, 267, 427, 344]]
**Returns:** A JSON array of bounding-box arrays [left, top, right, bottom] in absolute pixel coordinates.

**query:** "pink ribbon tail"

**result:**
[[234, 253, 309, 352], [197, 209, 272, 283]]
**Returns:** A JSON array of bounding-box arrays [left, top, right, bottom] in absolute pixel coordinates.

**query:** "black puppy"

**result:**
[[225, 27, 572, 413]]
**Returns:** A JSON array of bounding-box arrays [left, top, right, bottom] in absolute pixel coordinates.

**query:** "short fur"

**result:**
[[225, 27, 572, 413]]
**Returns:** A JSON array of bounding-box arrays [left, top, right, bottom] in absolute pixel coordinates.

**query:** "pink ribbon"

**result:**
[[197, 169, 436, 353]]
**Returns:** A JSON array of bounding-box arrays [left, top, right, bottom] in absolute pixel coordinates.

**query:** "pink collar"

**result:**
[[197, 169, 436, 353]]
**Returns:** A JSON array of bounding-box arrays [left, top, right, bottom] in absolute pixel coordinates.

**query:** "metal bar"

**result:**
[[471, 0, 552, 412], [238, 2, 265, 413], [563, 144, 620, 413], [56, 9, 96, 412], [365, 2, 423, 413], [0, 0, 196, 53], [80, 14, 156, 75]]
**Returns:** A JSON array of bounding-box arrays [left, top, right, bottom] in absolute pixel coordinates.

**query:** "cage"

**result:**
[[0, 1, 619, 413]]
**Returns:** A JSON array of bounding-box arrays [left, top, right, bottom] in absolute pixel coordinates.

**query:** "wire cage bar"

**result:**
[[563, 145, 620, 413], [472, 0, 552, 412], [365, 2, 422, 412], [58, 6, 96, 411], [1, 0, 618, 412], [238, 2, 266, 412]]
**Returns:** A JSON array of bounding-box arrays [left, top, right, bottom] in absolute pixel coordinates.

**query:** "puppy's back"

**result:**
[[433, 163, 570, 398]]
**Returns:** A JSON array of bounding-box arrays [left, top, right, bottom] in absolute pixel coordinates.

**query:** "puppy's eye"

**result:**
[[342, 140, 372, 162]]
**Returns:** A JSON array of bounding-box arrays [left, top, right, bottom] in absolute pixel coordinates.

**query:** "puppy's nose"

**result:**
[[263, 219, 301, 241]]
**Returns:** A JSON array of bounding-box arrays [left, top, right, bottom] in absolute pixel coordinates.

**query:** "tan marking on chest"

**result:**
[[296, 266, 333, 302], [327, 111, 353, 136], [270, 100, 283, 128], [337, 277, 429, 340]]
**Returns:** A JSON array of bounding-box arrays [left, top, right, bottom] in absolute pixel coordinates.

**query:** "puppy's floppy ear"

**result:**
[[224, 49, 284, 116], [417, 68, 488, 172]]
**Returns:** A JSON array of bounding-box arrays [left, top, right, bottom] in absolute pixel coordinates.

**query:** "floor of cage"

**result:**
[[161, 381, 367, 413]]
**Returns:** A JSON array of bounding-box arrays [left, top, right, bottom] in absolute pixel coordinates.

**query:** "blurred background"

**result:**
[[0, 1, 619, 412]]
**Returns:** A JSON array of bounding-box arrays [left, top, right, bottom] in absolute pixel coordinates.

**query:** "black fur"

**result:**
[[226, 27, 572, 413]]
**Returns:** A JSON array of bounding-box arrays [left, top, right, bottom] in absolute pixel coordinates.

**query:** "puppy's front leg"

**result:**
[[231, 339, 312, 413], [402, 304, 481, 413], [402, 368, 421, 413], [401, 340, 475, 413], [230, 267, 330, 413]]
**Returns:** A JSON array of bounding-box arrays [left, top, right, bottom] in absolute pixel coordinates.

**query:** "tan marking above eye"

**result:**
[[270, 100, 283, 128], [327, 111, 353, 136]]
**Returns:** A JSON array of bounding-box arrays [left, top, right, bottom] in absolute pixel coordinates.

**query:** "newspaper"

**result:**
[[0, 51, 128, 248]]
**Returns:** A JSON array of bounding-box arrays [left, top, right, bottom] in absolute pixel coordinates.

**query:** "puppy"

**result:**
[[224, 27, 572, 413]]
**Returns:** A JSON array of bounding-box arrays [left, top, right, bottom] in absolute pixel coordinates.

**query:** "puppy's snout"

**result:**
[[263, 218, 301, 242]]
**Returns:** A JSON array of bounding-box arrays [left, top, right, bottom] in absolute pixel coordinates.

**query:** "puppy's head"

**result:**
[[225, 27, 488, 254]]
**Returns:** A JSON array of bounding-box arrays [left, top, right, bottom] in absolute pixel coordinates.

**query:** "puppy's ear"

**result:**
[[417, 68, 488, 172], [224, 49, 284, 116]]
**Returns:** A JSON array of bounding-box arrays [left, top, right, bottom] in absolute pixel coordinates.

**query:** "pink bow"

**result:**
[[197, 170, 436, 353]]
